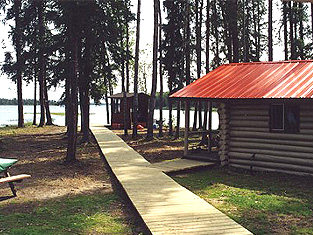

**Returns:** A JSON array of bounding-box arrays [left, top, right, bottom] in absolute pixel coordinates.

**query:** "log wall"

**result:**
[[225, 101, 313, 176]]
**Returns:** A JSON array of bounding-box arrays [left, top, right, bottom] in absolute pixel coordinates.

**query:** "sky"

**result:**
[[0, 0, 306, 101]]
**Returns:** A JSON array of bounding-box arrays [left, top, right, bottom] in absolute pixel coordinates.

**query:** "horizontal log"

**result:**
[[229, 158, 313, 174], [229, 141, 313, 154], [230, 120, 268, 128], [300, 129, 313, 135], [230, 127, 268, 132], [300, 123, 313, 129], [230, 164, 313, 177], [228, 152, 313, 167], [230, 110, 269, 116], [231, 115, 269, 121], [300, 112, 313, 118], [300, 106, 313, 111], [230, 137, 313, 147], [229, 147, 313, 159], [300, 117, 313, 122], [230, 105, 268, 110], [230, 130, 313, 141]]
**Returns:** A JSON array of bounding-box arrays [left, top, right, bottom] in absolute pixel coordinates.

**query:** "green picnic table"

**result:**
[[0, 158, 31, 197]]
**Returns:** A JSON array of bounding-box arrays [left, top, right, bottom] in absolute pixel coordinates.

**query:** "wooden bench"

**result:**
[[0, 172, 31, 196]]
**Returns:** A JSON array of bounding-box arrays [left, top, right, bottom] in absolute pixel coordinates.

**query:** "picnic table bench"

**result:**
[[0, 158, 31, 196]]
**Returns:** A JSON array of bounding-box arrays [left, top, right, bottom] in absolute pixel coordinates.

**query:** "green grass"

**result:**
[[0, 192, 132, 235], [172, 167, 313, 235]]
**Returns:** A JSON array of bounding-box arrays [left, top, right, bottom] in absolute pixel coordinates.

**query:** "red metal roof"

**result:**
[[171, 60, 313, 99]]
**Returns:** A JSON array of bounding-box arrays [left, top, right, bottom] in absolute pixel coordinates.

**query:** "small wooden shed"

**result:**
[[109, 92, 150, 129], [171, 60, 313, 176]]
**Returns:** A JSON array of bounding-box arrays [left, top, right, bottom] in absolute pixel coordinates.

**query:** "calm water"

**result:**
[[0, 105, 219, 129]]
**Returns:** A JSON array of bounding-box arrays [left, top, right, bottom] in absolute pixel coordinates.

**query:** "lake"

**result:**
[[0, 105, 219, 129]]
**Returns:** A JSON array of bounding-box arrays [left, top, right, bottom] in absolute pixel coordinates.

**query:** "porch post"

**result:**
[[208, 101, 212, 153], [184, 100, 190, 157]]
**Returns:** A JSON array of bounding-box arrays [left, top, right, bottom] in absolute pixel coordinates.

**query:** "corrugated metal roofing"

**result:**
[[171, 60, 313, 99]]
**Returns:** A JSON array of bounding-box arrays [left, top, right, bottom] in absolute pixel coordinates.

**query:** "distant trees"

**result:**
[[1, 0, 134, 163]]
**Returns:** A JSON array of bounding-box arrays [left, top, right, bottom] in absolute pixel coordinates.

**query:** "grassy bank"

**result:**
[[173, 167, 313, 235], [0, 125, 143, 235], [0, 193, 131, 235]]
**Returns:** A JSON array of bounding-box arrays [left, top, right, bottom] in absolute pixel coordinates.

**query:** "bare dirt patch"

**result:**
[[112, 129, 184, 163], [0, 126, 110, 202], [0, 125, 146, 234]]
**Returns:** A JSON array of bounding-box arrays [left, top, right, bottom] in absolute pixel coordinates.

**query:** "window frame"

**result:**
[[270, 103, 285, 132], [270, 103, 300, 133]]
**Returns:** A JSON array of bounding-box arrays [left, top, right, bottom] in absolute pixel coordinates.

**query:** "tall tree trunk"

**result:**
[[293, 2, 297, 59], [221, 3, 232, 63], [105, 89, 110, 124], [192, 101, 198, 131], [32, 62, 37, 125], [158, 0, 163, 137], [80, 35, 92, 142], [44, 79, 53, 125], [14, 0, 24, 128], [203, 0, 210, 137], [121, 44, 128, 136], [299, 3, 304, 60], [283, 1, 288, 60], [197, 1, 203, 130], [132, 0, 141, 138], [230, 0, 239, 63], [256, 1, 261, 60], [185, 0, 191, 85], [196, 0, 203, 79], [38, 0, 45, 127], [79, 88, 90, 142], [243, 0, 248, 62], [65, 58, 70, 126], [311, 3, 313, 41], [289, 1, 295, 60], [66, 7, 79, 163], [126, 19, 130, 93], [147, 0, 159, 140], [268, 0, 273, 61], [174, 100, 180, 139], [168, 84, 173, 136], [206, 0, 210, 72], [212, 0, 220, 67]]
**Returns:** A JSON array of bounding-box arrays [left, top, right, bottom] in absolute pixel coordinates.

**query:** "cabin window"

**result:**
[[113, 99, 121, 114], [270, 104, 299, 133]]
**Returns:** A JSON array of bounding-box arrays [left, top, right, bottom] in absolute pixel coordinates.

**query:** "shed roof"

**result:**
[[109, 92, 150, 99], [171, 60, 313, 99]]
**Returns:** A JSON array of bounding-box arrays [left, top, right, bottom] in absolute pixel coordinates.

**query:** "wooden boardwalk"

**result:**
[[91, 126, 252, 235], [151, 158, 215, 173]]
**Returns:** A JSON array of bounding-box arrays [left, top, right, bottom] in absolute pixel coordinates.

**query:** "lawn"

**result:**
[[172, 167, 313, 235], [0, 192, 131, 235], [0, 125, 144, 235]]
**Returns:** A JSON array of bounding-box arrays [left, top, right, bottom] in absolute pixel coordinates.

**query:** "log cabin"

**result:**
[[171, 60, 313, 176], [109, 92, 149, 129]]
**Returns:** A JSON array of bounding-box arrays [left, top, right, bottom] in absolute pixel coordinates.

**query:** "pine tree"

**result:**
[[133, 0, 141, 138], [147, 0, 159, 140]]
